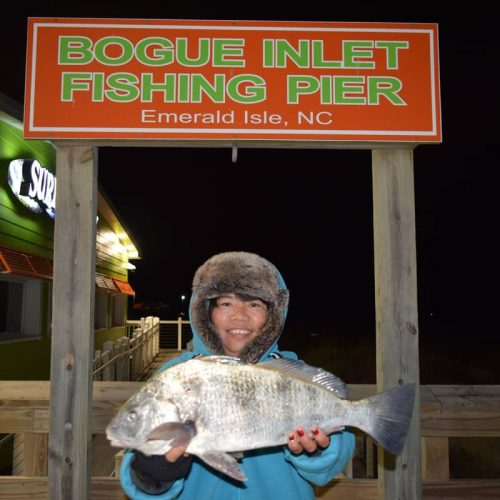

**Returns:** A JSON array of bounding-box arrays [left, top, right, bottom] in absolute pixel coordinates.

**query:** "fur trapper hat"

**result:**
[[190, 251, 289, 362]]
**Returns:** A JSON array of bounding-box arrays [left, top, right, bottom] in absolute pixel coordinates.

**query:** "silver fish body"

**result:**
[[106, 355, 415, 481]]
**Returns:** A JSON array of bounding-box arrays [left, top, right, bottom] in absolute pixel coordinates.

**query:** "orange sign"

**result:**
[[24, 18, 441, 143]]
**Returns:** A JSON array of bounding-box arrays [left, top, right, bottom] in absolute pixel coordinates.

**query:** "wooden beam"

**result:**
[[2, 477, 500, 500], [0, 477, 129, 499], [1, 383, 499, 435], [317, 479, 500, 499], [48, 146, 98, 500], [372, 150, 421, 499]]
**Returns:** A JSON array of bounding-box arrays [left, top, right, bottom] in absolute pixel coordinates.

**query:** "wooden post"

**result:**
[[421, 437, 449, 480], [131, 336, 139, 380], [115, 339, 125, 380], [118, 337, 131, 380], [372, 149, 421, 499], [154, 317, 160, 355], [147, 322, 153, 365], [133, 330, 142, 375], [177, 316, 183, 351], [114, 449, 125, 478], [366, 436, 375, 478], [12, 433, 48, 476], [101, 342, 114, 381], [141, 327, 147, 371], [93, 350, 102, 381], [48, 145, 97, 500], [343, 457, 353, 479], [18, 433, 49, 476]]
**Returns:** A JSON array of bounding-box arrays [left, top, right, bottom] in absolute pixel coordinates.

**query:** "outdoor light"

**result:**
[[111, 243, 126, 255]]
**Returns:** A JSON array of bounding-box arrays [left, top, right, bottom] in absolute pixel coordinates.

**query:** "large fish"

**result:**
[[106, 355, 415, 481]]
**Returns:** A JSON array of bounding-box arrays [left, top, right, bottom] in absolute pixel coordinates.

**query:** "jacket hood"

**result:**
[[189, 251, 289, 362]]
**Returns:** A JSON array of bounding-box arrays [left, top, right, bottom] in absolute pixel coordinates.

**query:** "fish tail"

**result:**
[[355, 383, 416, 455]]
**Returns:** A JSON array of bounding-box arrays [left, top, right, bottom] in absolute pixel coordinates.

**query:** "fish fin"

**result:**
[[321, 425, 345, 435], [261, 358, 348, 398], [146, 421, 197, 447], [356, 383, 416, 455], [200, 355, 245, 365], [197, 451, 246, 482]]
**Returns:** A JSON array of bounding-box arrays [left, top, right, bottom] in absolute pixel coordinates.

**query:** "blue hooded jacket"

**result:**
[[120, 252, 355, 499]]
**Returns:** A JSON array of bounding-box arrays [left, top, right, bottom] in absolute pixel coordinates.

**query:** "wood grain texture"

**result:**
[[2, 477, 499, 500], [1, 383, 499, 435], [372, 150, 420, 498], [48, 146, 98, 499]]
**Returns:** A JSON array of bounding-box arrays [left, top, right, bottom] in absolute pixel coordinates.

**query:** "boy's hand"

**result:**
[[287, 426, 344, 454], [165, 446, 189, 462]]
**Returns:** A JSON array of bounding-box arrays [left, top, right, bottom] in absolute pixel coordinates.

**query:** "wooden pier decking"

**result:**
[[133, 349, 182, 381]]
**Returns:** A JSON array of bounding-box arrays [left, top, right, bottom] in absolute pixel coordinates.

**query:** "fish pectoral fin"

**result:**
[[321, 425, 345, 435], [146, 421, 196, 448], [197, 451, 246, 482]]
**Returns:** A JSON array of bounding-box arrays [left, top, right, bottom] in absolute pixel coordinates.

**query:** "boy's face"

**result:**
[[210, 293, 268, 357]]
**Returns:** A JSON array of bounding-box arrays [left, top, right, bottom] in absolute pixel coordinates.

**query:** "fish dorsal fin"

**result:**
[[199, 355, 246, 365], [261, 358, 348, 398]]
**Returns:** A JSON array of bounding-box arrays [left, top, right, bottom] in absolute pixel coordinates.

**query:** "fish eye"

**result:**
[[127, 410, 137, 422]]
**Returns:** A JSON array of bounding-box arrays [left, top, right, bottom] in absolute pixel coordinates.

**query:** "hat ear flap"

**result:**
[[277, 289, 289, 311]]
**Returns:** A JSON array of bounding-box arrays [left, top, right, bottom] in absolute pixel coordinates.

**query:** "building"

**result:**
[[0, 92, 140, 380]]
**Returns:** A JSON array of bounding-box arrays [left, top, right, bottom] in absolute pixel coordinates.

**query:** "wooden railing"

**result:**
[[127, 317, 192, 351], [93, 316, 161, 382], [1, 383, 499, 499]]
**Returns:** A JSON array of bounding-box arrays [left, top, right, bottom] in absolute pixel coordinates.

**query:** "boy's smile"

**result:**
[[211, 293, 268, 357]]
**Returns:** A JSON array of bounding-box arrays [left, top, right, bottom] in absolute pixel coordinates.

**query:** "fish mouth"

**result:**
[[106, 429, 129, 448], [108, 438, 128, 448]]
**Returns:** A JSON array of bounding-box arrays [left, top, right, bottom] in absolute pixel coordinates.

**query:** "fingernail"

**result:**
[[288, 434, 295, 442], [312, 428, 319, 436], [297, 428, 304, 437]]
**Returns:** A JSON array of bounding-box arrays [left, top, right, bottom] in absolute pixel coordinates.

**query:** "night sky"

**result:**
[[1, 2, 499, 378]]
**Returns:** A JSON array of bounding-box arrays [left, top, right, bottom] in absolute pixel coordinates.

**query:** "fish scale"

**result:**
[[106, 355, 415, 482]]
